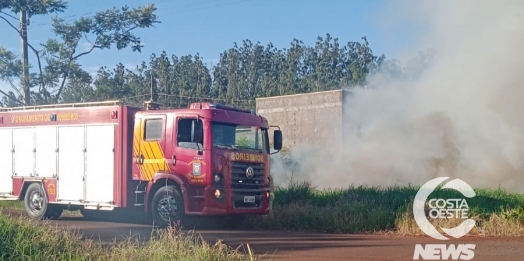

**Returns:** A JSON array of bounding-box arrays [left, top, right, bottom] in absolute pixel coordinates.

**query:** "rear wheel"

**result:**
[[24, 183, 61, 220], [150, 185, 184, 227]]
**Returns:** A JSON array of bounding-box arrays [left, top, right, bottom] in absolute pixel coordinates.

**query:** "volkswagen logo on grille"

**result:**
[[245, 167, 254, 179]]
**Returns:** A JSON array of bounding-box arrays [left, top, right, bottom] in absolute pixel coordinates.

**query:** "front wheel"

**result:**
[[150, 185, 184, 228], [24, 183, 61, 220]]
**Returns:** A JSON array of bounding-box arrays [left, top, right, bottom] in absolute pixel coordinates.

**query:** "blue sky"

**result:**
[[0, 0, 421, 91]]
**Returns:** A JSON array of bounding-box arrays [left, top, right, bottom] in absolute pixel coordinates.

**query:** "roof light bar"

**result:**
[[208, 103, 252, 114], [189, 102, 254, 114]]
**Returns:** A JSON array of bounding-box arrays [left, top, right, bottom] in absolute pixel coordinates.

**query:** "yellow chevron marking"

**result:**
[[141, 143, 155, 180], [134, 117, 151, 180], [135, 139, 146, 179], [132, 115, 170, 181], [146, 142, 162, 170], [155, 141, 171, 172], [149, 141, 169, 171], [133, 120, 142, 179], [142, 159, 166, 164], [133, 134, 143, 177]]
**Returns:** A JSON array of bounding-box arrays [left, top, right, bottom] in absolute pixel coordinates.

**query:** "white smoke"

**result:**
[[271, 0, 524, 192]]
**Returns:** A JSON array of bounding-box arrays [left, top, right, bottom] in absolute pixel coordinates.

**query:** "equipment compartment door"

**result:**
[[133, 115, 168, 181], [35, 126, 57, 178], [57, 126, 85, 201], [0, 129, 13, 194], [13, 128, 34, 177], [85, 125, 115, 203]]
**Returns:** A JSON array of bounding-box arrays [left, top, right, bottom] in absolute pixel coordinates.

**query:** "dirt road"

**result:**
[[3, 210, 524, 260]]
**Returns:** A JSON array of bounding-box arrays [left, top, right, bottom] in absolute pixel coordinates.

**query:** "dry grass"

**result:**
[[2, 182, 523, 241], [478, 213, 524, 236], [395, 213, 524, 237], [387, 200, 524, 237], [0, 208, 255, 261], [238, 182, 524, 237]]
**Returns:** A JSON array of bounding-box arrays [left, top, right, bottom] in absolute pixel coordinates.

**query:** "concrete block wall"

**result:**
[[256, 90, 349, 149]]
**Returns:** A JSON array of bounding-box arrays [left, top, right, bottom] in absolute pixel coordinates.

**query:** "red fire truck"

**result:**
[[0, 100, 282, 227]]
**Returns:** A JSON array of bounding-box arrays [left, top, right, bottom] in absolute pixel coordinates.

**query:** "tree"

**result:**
[[209, 34, 382, 108], [4, 32, 389, 108], [0, 2, 159, 106], [43, 4, 159, 104], [0, 47, 23, 105], [0, 0, 67, 105]]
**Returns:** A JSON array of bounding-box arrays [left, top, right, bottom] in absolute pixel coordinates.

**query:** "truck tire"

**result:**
[[24, 183, 61, 220], [150, 185, 184, 228]]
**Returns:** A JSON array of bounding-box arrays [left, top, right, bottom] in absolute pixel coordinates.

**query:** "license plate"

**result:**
[[243, 196, 255, 203]]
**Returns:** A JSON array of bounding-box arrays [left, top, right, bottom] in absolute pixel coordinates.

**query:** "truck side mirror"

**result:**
[[273, 130, 282, 151], [191, 119, 204, 154]]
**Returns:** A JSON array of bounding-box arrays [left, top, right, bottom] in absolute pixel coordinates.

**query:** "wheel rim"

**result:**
[[29, 190, 44, 215], [157, 195, 178, 222]]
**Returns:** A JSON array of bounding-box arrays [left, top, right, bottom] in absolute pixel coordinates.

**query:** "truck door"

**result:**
[[0, 128, 13, 195], [170, 116, 205, 184], [133, 114, 168, 181]]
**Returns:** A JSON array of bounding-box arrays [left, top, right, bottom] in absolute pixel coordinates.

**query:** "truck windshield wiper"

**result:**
[[232, 145, 263, 152], [214, 144, 240, 150], [214, 144, 262, 152], [233, 145, 255, 149]]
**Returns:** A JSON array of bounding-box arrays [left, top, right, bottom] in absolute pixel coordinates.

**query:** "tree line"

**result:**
[[60, 35, 385, 109], [1, 1, 428, 109]]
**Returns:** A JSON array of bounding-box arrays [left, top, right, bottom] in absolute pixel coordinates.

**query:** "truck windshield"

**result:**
[[211, 122, 267, 152]]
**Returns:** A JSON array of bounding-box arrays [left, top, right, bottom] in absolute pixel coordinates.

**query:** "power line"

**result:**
[[117, 93, 254, 103], [9, 0, 251, 29], [158, 93, 253, 102], [0, 11, 18, 21], [170, 0, 252, 14]]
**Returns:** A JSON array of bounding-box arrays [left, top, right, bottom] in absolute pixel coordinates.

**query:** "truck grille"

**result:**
[[231, 161, 265, 209]]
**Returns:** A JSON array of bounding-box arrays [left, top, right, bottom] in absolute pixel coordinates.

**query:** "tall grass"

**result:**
[[2, 182, 523, 237], [0, 201, 23, 209], [0, 209, 254, 261], [240, 182, 524, 236]]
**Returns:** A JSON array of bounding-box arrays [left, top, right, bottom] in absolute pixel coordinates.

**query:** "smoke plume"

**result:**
[[271, 0, 524, 192]]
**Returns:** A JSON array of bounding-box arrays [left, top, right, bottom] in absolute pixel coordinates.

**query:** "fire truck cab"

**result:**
[[0, 100, 282, 227]]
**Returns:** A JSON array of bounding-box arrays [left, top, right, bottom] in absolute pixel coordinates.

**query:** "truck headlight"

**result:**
[[214, 189, 224, 199], [214, 174, 222, 183]]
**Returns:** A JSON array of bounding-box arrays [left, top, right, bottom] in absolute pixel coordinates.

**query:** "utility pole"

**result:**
[[20, 9, 30, 106], [150, 73, 154, 102]]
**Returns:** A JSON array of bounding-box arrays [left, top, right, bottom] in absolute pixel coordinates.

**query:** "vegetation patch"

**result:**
[[0, 201, 80, 217], [2, 182, 523, 238], [238, 182, 524, 236], [0, 210, 254, 261], [0, 201, 23, 209]]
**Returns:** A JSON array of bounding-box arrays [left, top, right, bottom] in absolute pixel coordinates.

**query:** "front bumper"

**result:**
[[200, 186, 271, 215]]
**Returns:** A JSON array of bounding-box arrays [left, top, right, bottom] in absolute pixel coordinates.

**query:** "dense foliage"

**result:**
[[1, 1, 412, 109]]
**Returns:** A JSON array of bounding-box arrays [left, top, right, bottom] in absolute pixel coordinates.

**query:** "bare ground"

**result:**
[[2, 209, 524, 261]]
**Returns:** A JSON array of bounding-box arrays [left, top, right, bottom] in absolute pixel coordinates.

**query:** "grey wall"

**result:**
[[256, 90, 350, 149]]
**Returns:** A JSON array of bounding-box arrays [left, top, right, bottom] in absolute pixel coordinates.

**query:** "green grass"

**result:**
[[3, 182, 524, 236], [0, 201, 81, 217], [0, 201, 23, 209], [239, 182, 524, 235], [0, 209, 255, 261]]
